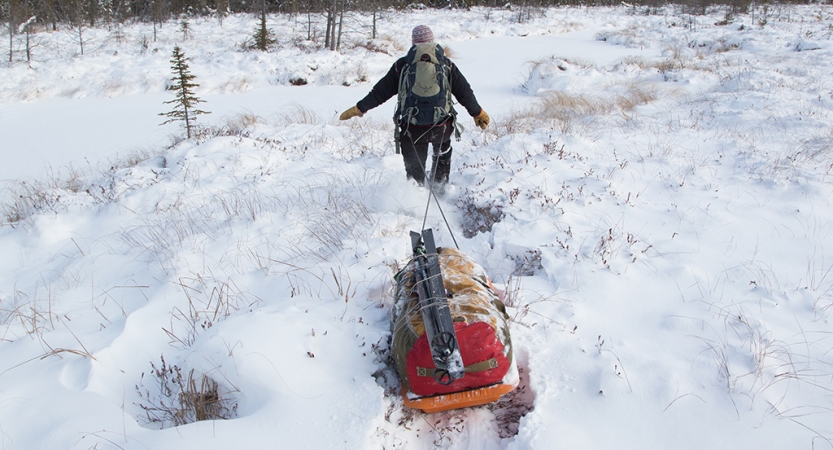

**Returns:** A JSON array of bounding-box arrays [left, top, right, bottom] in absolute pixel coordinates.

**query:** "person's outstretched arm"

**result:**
[[340, 58, 406, 120]]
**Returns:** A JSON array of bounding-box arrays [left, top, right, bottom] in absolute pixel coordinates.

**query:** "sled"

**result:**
[[392, 229, 517, 413], [401, 382, 516, 414]]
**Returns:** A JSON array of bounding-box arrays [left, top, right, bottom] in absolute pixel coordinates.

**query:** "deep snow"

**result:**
[[2, 4, 833, 450]]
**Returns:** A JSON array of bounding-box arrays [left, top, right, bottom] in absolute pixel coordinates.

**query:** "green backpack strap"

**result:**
[[442, 60, 462, 142], [452, 113, 462, 142], [393, 57, 413, 155]]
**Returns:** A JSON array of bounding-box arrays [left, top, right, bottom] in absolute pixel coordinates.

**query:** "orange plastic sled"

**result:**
[[402, 382, 516, 414]]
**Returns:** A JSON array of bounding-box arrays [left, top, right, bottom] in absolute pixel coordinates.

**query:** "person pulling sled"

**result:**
[[339, 25, 490, 190]]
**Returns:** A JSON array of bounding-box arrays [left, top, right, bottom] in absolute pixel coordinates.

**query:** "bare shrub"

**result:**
[[351, 38, 400, 56], [2, 181, 57, 225], [0, 148, 165, 225], [0, 171, 85, 225], [655, 58, 684, 75], [456, 191, 504, 238], [342, 117, 393, 157], [512, 249, 543, 276], [136, 356, 238, 427]]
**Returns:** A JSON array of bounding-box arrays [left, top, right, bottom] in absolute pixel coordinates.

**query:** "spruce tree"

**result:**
[[251, 2, 275, 51], [179, 16, 190, 40], [215, 0, 228, 26], [160, 45, 209, 139]]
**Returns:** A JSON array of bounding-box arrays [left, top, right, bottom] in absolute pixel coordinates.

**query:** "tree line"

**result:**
[[2, 0, 825, 33], [2, 0, 826, 63]]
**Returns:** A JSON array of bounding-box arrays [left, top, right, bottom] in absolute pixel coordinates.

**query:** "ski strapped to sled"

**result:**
[[409, 229, 465, 384]]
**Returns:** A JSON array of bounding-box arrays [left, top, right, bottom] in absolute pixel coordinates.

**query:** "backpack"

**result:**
[[395, 43, 457, 129]]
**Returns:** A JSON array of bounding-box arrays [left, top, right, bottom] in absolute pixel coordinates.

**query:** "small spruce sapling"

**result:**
[[160, 45, 209, 139], [179, 16, 191, 40], [251, 6, 275, 51], [215, 0, 228, 26]]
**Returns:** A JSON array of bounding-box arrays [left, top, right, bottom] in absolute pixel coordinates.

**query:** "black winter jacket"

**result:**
[[356, 56, 482, 121]]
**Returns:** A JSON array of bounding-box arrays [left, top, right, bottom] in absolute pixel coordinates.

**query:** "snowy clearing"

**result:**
[[2, 4, 833, 450]]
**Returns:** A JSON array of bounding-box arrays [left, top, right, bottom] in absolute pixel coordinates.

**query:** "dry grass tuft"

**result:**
[[1, 175, 80, 225], [341, 117, 393, 156], [615, 84, 659, 112], [539, 91, 613, 117], [442, 45, 456, 59], [136, 356, 238, 427], [279, 104, 320, 125], [487, 91, 611, 137], [225, 112, 263, 132], [112, 148, 155, 169], [491, 75, 662, 137]]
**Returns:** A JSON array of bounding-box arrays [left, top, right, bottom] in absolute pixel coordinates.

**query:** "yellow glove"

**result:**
[[339, 105, 364, 121], [474, 109, 490, 130]]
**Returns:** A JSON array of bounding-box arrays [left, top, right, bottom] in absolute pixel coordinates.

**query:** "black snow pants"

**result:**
[[399, 122, 454, 186]]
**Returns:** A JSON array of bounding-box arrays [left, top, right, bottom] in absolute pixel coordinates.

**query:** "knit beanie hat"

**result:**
[[412, 25, 434, 45]]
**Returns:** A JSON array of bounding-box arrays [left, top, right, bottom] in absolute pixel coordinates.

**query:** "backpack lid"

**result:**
[[408, 42, 444, 65]]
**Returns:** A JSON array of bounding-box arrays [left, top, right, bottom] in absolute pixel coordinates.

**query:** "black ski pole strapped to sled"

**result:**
[[410, 229, 465, 385]]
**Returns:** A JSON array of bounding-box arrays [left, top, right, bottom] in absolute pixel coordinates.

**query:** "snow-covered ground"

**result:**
[[2, 4, 833, 449]]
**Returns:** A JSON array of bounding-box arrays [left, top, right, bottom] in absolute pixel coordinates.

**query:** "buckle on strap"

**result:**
[[415, 357, 499, 377]]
